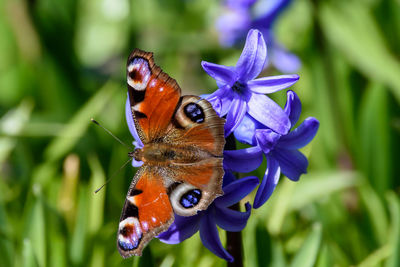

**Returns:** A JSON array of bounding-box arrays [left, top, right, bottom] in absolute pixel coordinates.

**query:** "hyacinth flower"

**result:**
[[158, 173, 259, 262], [216, 0, 301, 73], [202, 29, 299, 136], [124, 29, 317, 262], [224, 90, 319, 208], [215, 0, 254, 46]]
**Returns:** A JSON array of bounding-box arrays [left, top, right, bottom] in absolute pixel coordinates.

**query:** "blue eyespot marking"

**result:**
[[184, 103, 205, 123], [180, 189, 202, 208], [118, 218, 142, 252], [118, 238, 139, 251]]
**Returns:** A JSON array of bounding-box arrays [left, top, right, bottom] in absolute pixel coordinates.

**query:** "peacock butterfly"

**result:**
[[117, 49, 225, 258]]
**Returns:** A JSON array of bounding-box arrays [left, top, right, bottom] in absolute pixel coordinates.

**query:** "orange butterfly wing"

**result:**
[[168, 96, 225, 156], [127, 49, 181, 143], [117, 168, 173, 257]]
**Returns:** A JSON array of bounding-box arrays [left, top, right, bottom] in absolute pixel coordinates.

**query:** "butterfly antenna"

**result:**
[[94, 157, 132, 194], [91, 118, 131, 149]]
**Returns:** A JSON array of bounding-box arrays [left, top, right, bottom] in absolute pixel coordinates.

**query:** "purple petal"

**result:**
[[216, 8, 251, 47], [200, 213, 234, 262], [284, 90, 301, 126], [247, 93, 290, 135], [254, 129, 280, 154], [236, 29, 267, 81], [215, 176, 259, 207], [247, 74, 299, 94], [272, 149, 308, 181], [278, 118, 319, 149], [206, 86, 233, 117], [125, 95, 143, 148], [253, 156, 281, 209], [158, 215, 201, 244], [214, 203, 251, 231], [201, 61, 236, 87], [252, 0, 292, 30], [233, 114, 260, 145], [224, 146, 263, 173], [225, 0, 257, 9], [224, 98, 247, 136], [131, 158, 144, 167], [271, 42, 301, 73]]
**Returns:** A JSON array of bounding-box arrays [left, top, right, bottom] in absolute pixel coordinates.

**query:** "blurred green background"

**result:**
[[1, 0, 400, 266]]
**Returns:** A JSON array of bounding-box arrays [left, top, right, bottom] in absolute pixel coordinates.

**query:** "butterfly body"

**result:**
[[132, 142, 219, 164], [118, 49, 225, 258]]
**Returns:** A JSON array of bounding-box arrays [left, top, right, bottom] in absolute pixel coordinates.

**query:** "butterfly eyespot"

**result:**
[[129, 69, 142, 82], [180, 189, 202, 208], [127, 57, 151, 92], [174, 96, 210, 128], [184, 103, 205, 123], [118, 217, 142, 252], [169, 183, 204, 216]]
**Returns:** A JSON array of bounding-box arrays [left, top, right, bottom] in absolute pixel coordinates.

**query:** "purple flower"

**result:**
[[216, 0, 301, 73], [202, 29, 299, 136], [224, 91, 319, 208], [125, 94, 144, 167], [225, 0, 257, 9], [216, 2, 252, 47], [158, 173, 259, 262], [252, 0, 292, 30]]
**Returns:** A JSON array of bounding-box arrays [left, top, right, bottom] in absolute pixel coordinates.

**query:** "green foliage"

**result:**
[[0, 0, 399, 266]]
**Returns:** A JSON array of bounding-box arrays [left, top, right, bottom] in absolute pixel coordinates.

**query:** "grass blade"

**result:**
[[289, 224, 322, 267]]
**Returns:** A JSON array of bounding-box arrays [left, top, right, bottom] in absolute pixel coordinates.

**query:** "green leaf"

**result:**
[[319, 2, 400, 103], [27, 190, 46, 267], [358, 82, 391, 193], [138, 246, 155, 267], [0, 98, 34, 136], [270, 241, 286, 267], [48, 234, 66, 267], [289, 171, 358, 211], [159, 255, 175, 267], [87, 154, 106, 235], [44, 80, 118, 162], [255, 224, 272, 267], [315, 245, 332, 267], [385, 192, 400, 267], [0, 198, 13, 267], [358, 244, 392, 267], [289, 224, 322, 267], [70, 187, 89, 265], [268, 179, 296, 235], [308, 55, 340, 167], [359, 184, 389, 245], [90, 244, 105, 267], [0, 137, 17, 163], [22, 239, 39, 267]]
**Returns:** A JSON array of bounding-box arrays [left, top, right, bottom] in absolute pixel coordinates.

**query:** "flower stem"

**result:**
[[225, 134, 244, 267]]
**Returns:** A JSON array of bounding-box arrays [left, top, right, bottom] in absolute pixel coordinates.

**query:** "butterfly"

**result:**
[[117, 49, 225, 258]]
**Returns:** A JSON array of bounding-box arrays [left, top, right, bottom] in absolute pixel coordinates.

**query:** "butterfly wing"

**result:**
[[164, 96, 225, 217], [126, 49, 181, 143], [117, 167, 174, 257], [169, 96, 225, 156]]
